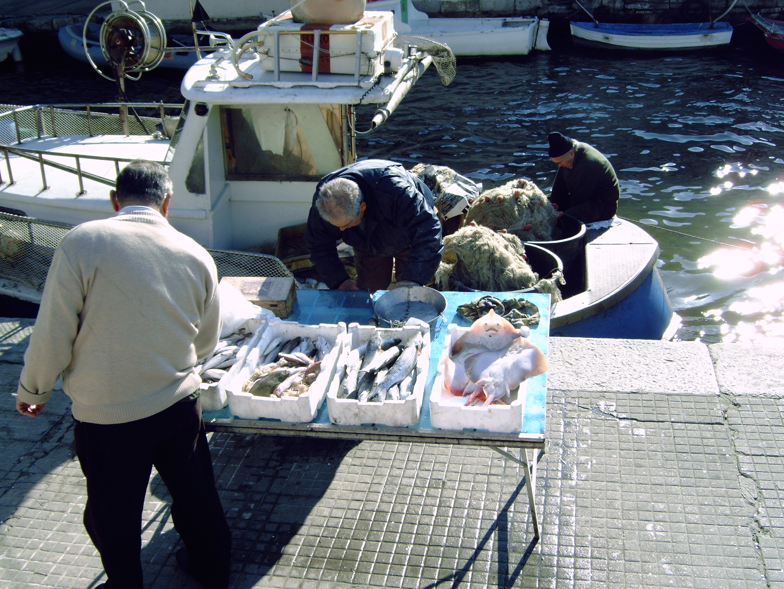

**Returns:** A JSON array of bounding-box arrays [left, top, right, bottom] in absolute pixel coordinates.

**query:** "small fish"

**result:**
[[359, 331, 383, 372], [398, 372, 415, 400], [363, 368, 388, 403], [201, 368, 227, 382], [279, 337, 302, 355], [367, 334, 422, 402], [360, 344, 402, 375], [337, 348, 362, 399], [201, 348, 236, 372], [246, 369, 290, 397], [260, 336, 285, 365], [273, 366, 308, 397], [278, 351, 313, 366]]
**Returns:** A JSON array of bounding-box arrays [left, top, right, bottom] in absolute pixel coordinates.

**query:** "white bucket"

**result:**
[[290, 0, 366, 24]]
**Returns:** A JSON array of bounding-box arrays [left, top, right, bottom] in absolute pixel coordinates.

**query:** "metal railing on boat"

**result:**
[[0, 211, 292, 304], [0, 103, 183, 194]]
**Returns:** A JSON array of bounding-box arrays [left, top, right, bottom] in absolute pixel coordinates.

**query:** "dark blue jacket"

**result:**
[[304, 160, 443, 289]]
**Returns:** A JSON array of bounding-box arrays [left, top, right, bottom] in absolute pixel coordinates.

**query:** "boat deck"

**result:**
[[551, 218, 659, 328], [0, 134, 171, 220]]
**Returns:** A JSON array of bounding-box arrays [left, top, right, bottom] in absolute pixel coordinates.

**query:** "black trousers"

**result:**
[[74, 398, 231, 589]]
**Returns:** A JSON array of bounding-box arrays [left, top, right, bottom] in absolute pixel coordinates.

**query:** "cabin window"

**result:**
[[222, 104, 344, 180], [185, 135, 206, 194]]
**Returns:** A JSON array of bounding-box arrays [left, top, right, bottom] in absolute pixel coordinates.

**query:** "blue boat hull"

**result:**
[[551, 267, 679, 339], [570, 21, 733, 51]]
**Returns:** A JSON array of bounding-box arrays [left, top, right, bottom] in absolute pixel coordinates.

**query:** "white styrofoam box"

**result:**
[[327, 323, 430, 427], [200, 323, 270, 412], [255, 11, 395, 76], [226, 321, 346, 422], [430, 324, 527, 433]]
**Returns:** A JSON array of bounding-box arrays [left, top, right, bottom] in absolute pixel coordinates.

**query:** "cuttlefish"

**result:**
[[443, 309, 548, 407]]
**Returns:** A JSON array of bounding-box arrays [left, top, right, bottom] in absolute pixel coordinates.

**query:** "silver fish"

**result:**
[[360, 344, 402, 375], [357, 369, 379, 402], [398, 372, 415, 400], [367, 334, 422, 402], [362, 368, 388, 403], [259, 336, 285, 365], [359, 331, 383, 372], [337, 348, 362, 399]]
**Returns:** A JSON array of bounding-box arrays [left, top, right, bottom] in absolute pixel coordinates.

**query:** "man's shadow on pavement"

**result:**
[[141, 433, 358, 588]]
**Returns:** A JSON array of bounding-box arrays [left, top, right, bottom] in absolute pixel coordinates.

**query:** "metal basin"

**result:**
[[374, 286, 447, 328]]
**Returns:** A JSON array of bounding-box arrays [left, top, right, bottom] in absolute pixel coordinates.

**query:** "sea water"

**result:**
[[2, 33, 783, 344]]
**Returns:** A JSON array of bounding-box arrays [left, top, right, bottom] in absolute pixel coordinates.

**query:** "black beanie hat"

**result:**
[[548, 132, 574, 158]]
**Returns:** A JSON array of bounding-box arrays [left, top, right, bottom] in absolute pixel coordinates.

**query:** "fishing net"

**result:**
[[394, 35, 456, 86], [435, 224, 539, 292], [464, 178, 558, 242], [410, 163, 479, 220]]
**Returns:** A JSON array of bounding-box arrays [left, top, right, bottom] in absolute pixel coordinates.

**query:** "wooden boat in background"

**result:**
[[746, 14, 784, 53], [570, 21, 733, 51]]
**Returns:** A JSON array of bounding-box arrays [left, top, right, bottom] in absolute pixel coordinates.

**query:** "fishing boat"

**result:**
[[746, 13, 784, 53], [0, 3, 678, 339], [367, 0, 550, 56], [0, 27, 23, 64], [570, 20, 733, 51]]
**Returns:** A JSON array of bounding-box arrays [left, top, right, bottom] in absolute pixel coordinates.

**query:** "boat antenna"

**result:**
[[574, 0, 599, 27], [710, 0, 740, 28], [190, 0, 211, 59]]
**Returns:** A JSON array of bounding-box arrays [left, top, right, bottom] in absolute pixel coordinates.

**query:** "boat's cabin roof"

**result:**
[[181, 10, 422, 106]]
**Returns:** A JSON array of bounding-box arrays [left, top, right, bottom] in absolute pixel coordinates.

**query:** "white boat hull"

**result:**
[[368, 0, 549, 56], [0, 28, 23, 63]]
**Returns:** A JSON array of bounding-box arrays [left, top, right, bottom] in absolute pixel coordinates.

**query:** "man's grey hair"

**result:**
[[115, 160, 173, 208], [315, 178, 363, 223]]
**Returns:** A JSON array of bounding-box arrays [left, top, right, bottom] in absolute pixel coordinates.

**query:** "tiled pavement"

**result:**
[[3, 319, 784, 588]]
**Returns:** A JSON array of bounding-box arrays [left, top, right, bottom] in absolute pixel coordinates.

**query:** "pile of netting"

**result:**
[[434, 224, 561, 300], [410, 163, 479, 220], [464, 178, 558, 242]]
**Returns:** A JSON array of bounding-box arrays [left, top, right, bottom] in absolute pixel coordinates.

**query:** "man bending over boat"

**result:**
[[304, 159, 444, 291], [547, 131, 620, 223]]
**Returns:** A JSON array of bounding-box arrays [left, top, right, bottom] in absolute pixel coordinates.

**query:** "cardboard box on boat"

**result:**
[[430, 324, 527, 433], [326, 323, 430, 427], [220, 276, 296, 318], [225, 321, 346, 422], [255, 12, 395, 77]]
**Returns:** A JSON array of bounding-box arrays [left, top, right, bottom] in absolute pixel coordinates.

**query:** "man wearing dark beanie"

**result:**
[[546, 131, 620, 223]]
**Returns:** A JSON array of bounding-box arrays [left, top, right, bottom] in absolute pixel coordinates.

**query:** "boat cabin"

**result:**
[[0, 9, 435, 252]]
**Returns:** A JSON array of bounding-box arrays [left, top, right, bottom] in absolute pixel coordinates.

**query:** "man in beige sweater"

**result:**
[[15, 160, 231, 589]]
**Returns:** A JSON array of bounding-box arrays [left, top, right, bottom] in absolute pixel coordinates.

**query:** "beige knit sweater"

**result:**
[[16, 208, 221, 424]]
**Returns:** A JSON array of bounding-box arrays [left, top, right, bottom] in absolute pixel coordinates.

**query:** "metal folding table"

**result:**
[[204, 290, 549, 538]]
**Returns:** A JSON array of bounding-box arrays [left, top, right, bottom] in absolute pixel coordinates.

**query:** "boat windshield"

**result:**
[[222, 104, 344, 180]]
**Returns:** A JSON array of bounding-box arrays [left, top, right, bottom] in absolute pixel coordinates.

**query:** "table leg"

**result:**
[[489, 446, 541, 539]]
